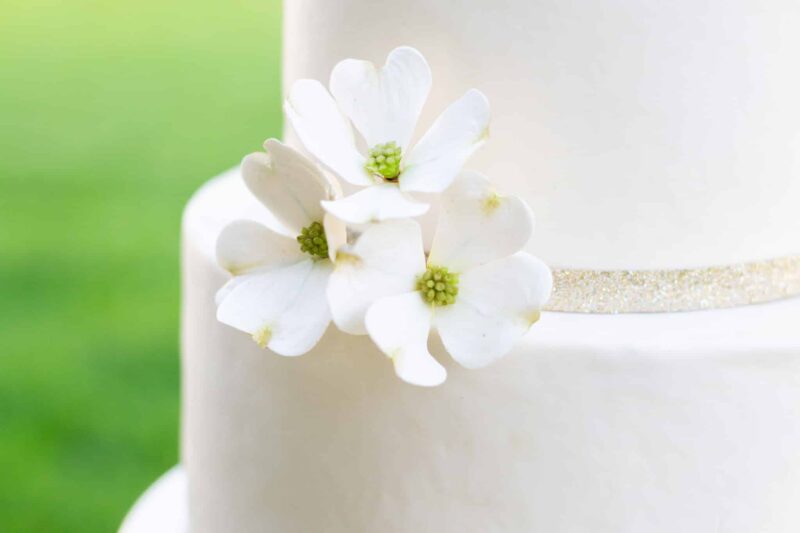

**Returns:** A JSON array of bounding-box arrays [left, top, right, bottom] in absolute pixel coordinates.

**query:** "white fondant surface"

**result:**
[[119, 467, 187, 533], [181, 173, 800, 533], [284, 0, 800, 269]]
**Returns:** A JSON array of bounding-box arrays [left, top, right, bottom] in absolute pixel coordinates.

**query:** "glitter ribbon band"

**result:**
[[545, 256, 800, 313]]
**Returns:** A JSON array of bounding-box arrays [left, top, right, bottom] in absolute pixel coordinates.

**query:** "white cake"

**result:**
[[178, 1, 800, 532], [283, 0, 800, 270]]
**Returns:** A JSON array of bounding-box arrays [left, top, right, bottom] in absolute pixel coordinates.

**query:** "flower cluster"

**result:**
[[215, 47, 552, 386]]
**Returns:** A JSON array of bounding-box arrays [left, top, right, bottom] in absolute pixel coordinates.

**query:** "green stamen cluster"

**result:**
[[365, 141, 402, 180], [297, 221, 328, 260], [417, 265, 459, 306]]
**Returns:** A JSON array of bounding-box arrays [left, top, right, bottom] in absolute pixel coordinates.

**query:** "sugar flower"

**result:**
[[327, 171, 552, 386], [285, 46, 490, 224], [215, 139, 346, 356]]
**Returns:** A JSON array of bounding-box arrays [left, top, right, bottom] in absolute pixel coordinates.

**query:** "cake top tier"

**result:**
[[284, 0, 800, 270]]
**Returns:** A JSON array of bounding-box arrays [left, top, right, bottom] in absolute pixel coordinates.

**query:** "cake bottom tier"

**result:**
[[181, 173, 800, 533], [119, 467, 187, 533]]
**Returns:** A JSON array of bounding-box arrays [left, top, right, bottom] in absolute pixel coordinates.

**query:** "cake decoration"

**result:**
[[357, 172, 551, 386], [215, 139, 346, 356], [214, 46, 552, 385], [547, 255, 800, 313], [327, 171, 551, 385], [285, 46, 490, 224]]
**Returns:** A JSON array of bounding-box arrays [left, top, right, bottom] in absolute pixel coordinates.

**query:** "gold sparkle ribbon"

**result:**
[[545, 256, 800, 313]]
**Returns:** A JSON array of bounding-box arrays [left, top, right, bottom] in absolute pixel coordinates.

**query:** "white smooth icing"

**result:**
[[119, 467, 187, 533], [181, 173, 800, 533], [284, 0, 800, 269]]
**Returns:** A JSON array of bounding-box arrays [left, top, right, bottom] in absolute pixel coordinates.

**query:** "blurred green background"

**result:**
[[0, 0, 282, 530]]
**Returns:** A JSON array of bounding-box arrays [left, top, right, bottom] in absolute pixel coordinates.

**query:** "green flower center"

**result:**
[[417, 265, 459, 307], [297, 221, 328, 260], [365, 141, 402, 180]]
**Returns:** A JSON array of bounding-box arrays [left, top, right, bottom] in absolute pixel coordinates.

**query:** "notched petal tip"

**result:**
[[434, 253, 552, 369], [524, 309, 542, 328], [241, 139, 344, 235], [241, 150, 271, 172], [216, 219, 303, 276], [216, 260, 331, 358], [427, 171, 535, 271], [333, 248, 363, 268], [330, 44, 432, 152], [388, 45, 428, 62], [252, 325, 273, 349], [364, 292, 444, 387], [481, 191, 503, 214]]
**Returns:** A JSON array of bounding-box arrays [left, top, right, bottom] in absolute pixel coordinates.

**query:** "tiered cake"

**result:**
[[179, 1, 800, 532]]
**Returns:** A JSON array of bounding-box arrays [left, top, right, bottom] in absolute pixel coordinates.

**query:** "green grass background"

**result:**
[[0, 0, 282, 530]]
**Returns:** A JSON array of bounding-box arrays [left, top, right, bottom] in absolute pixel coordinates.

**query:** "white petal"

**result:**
[[323, 212, 347, 262], [215, 275, 246, 307], [216, 259, 333, 357], [284, 79, 372, 186], [330, 46, 431, 150], [428, 171, 534, 271], [400, 89, 490, 193], [241, 140, 340, 234], [365, 292, 445, 387], [327, 219, 425, 335], [216, 220, 305, 276], [321, 183, 429, 224], [435, 253, 553, 369]]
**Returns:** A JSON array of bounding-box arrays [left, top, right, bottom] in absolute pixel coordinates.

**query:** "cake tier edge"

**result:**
[[180, 170, 800, 533]]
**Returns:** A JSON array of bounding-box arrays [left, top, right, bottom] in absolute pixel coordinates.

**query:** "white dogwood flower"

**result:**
[[285, 46, 490, 224], [327, 171, 552, 386], [215, 139, 346, 356]]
